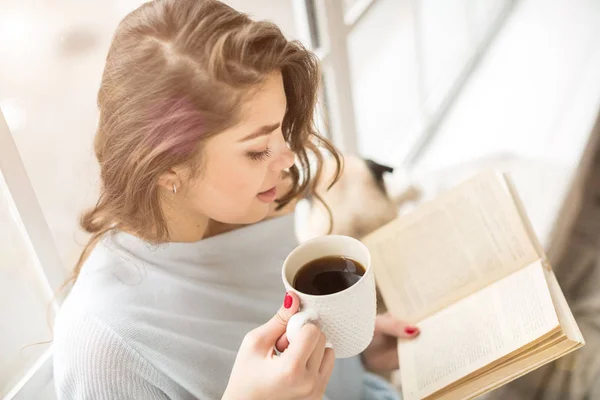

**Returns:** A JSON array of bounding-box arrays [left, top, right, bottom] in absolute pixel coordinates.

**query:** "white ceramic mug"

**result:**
[[282, 235, 376, 359]]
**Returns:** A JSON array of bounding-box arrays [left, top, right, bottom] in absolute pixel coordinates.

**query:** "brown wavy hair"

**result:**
[[66, 0, 341, 285]]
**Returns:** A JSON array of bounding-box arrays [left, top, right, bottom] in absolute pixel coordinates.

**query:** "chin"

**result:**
[[220, 202, 271, 225], [243, 204, 272, 224]]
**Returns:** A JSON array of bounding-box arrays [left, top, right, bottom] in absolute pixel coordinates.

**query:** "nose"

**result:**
[[270, 144, 295, 172]]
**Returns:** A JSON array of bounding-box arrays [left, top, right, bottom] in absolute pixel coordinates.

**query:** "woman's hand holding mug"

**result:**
[[223, 292, 335, 400]]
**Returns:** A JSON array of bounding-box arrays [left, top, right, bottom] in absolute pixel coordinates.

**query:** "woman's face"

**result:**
[[171, 71, 295, 225]]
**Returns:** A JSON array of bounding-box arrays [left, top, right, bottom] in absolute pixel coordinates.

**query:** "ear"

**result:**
[[157, 169, 180, 193]]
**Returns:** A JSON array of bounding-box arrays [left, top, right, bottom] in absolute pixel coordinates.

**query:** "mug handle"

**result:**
[[286, 310, 333, 349]]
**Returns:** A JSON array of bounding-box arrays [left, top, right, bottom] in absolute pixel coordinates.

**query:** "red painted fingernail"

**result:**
[[405, 326, 418, 335], [284, 293, 293, 309]]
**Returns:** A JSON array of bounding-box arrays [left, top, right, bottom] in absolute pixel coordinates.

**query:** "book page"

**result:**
[[543, 267, 585, 343], [363, 171, 539, 321], [437, 339, 578, 400], [399, 260, 560, 400]]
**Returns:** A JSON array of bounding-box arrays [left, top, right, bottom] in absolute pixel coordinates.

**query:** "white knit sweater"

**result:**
[[52, 214, 378, 400]]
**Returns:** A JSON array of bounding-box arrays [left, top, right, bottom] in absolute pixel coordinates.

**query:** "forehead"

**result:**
[[237, 71, 287, 126], [204, 72, 287, 147]]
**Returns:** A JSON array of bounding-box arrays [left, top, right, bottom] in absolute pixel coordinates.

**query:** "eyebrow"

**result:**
[[238, 123, 281, 142]]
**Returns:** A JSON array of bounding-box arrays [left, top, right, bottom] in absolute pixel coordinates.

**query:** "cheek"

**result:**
[[211, 162, 260, 196], [187, 156, 268, 220], [216, 154, 266, 192]]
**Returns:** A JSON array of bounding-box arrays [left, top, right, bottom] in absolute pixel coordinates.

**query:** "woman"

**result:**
[[53, 1, 419, 399]]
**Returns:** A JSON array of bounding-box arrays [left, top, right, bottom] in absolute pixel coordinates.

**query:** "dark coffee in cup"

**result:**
[[292, 256, 366, 295]]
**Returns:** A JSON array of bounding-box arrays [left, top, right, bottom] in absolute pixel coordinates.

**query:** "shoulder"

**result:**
[[53, 240, 155, 358], [53, 312, 170, 399], [66, 237, 158, 310], [53, 313, 133, 367], [53, 243, 148, 369], [54, 237, 172, 397]]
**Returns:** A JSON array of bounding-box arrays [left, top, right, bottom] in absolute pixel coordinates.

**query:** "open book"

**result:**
[[362, 170, 585, 400]]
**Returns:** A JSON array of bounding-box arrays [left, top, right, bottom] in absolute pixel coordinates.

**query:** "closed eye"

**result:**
[[247, 147, 272, 162]]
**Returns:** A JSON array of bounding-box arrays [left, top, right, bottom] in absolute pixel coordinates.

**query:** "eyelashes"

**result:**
[[247, 147, 272, 162]]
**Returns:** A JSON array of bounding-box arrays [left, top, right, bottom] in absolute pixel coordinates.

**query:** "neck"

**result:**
[[161, 199, 210, 243]]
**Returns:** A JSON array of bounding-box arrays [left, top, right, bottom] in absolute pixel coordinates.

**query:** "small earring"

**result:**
[[172, 183, 177, 194]]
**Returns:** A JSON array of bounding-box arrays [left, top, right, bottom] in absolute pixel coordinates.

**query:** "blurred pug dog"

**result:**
[[295, 155, 421, 242]]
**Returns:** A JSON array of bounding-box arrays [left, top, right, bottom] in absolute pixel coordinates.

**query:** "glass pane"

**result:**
[[0, 173, 53, 397], [343, 0, 361, 13], [316, 77, 332, 140], [0, 0, 119, 271], [348, 0, 424, 165], [419, 0, 471, 112], [469, 0, 510, 47]]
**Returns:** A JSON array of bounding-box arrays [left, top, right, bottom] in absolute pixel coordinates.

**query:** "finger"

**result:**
[[375, 313, 420, 338], [281, 323, 321, 366], [307, 330, 327, 373], [315, 348, 335, 395], [275, 333, 289, 353], [253, 292, 300, 347]]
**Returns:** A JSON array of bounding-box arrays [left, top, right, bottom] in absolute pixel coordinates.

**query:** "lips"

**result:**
[[257, 186, 277, 203]]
